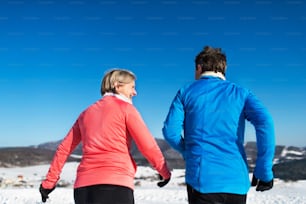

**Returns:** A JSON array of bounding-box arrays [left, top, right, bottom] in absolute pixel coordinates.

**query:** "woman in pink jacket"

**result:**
[[39, 69, 171, 204]]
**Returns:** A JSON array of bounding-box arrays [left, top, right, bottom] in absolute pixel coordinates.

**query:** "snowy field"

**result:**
[[0, 162, 305, 204]]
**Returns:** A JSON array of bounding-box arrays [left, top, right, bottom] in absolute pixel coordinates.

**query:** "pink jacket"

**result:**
[[42, 95, 171, 190]]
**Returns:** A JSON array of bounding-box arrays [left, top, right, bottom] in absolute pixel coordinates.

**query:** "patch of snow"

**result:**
[[0, 162, 305, 204]]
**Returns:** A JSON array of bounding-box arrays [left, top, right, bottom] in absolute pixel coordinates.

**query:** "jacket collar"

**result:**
[[103, 92, 132, 104], [200, 71, 226, 80]]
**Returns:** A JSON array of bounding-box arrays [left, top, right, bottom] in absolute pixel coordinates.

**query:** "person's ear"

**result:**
[[112, 81, 119, 92], [114, 81, 118, 87], [196, 64, 202, 72], [195, 64, 202, 80]]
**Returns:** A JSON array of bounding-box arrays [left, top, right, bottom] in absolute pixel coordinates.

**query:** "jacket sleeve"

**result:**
[[162, 90, 185, 156], [41, 120, 81, 189], [126, 105, 171, 179], [244, 92, 275, 182]]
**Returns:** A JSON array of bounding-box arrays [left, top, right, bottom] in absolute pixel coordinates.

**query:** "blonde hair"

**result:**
[[100, 68, 136, 96]]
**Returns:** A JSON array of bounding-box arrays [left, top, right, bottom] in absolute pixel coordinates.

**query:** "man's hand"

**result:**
[[157, 174, 171, 188], [251, 174, 273, 192], [39, 184, 55, 203]]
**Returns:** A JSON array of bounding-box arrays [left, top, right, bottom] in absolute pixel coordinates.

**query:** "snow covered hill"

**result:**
[[1, 140, 306, 180]]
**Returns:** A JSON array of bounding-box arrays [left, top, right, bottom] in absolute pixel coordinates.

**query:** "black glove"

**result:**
[[157, 174, 170, 188], [39, 184, 55, 203], [251, 174, 273, 192]]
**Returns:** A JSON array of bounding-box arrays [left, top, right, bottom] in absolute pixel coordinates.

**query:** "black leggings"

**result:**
[[187, 184, 247, 204], [74, 184, 134, 204]]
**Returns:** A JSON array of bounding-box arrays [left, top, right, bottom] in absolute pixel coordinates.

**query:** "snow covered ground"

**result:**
[[0, 162, 305, 204]]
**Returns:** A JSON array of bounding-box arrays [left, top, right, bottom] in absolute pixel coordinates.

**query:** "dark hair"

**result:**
[[195, 46, 227, 75]]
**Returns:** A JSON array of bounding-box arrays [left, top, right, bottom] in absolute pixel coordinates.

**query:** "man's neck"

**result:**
[[201, 71, 226, 80]]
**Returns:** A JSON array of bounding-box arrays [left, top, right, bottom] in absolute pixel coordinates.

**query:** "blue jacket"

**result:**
[[163, 75, 275, 194]]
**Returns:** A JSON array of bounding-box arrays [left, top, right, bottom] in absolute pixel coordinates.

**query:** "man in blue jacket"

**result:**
[[163, 46, 275, 204]]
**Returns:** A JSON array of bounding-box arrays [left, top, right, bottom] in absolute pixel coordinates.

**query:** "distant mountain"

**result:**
[[36, 138, 184, 169], [245, 142, 306, 169], [1, 140, 306, 181], [245, 141, 306, 181], [0, 147, 79, 168]]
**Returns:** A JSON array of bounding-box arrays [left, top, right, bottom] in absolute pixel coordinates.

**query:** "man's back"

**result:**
[[163, 45, 275, 204], [166, 75, 251, 194]]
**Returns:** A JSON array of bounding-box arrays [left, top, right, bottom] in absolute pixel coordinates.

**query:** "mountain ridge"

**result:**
[[1, 139, 305, 181]]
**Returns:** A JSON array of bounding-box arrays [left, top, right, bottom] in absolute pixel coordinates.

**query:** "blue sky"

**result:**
[[0, 0, 305, 147]]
